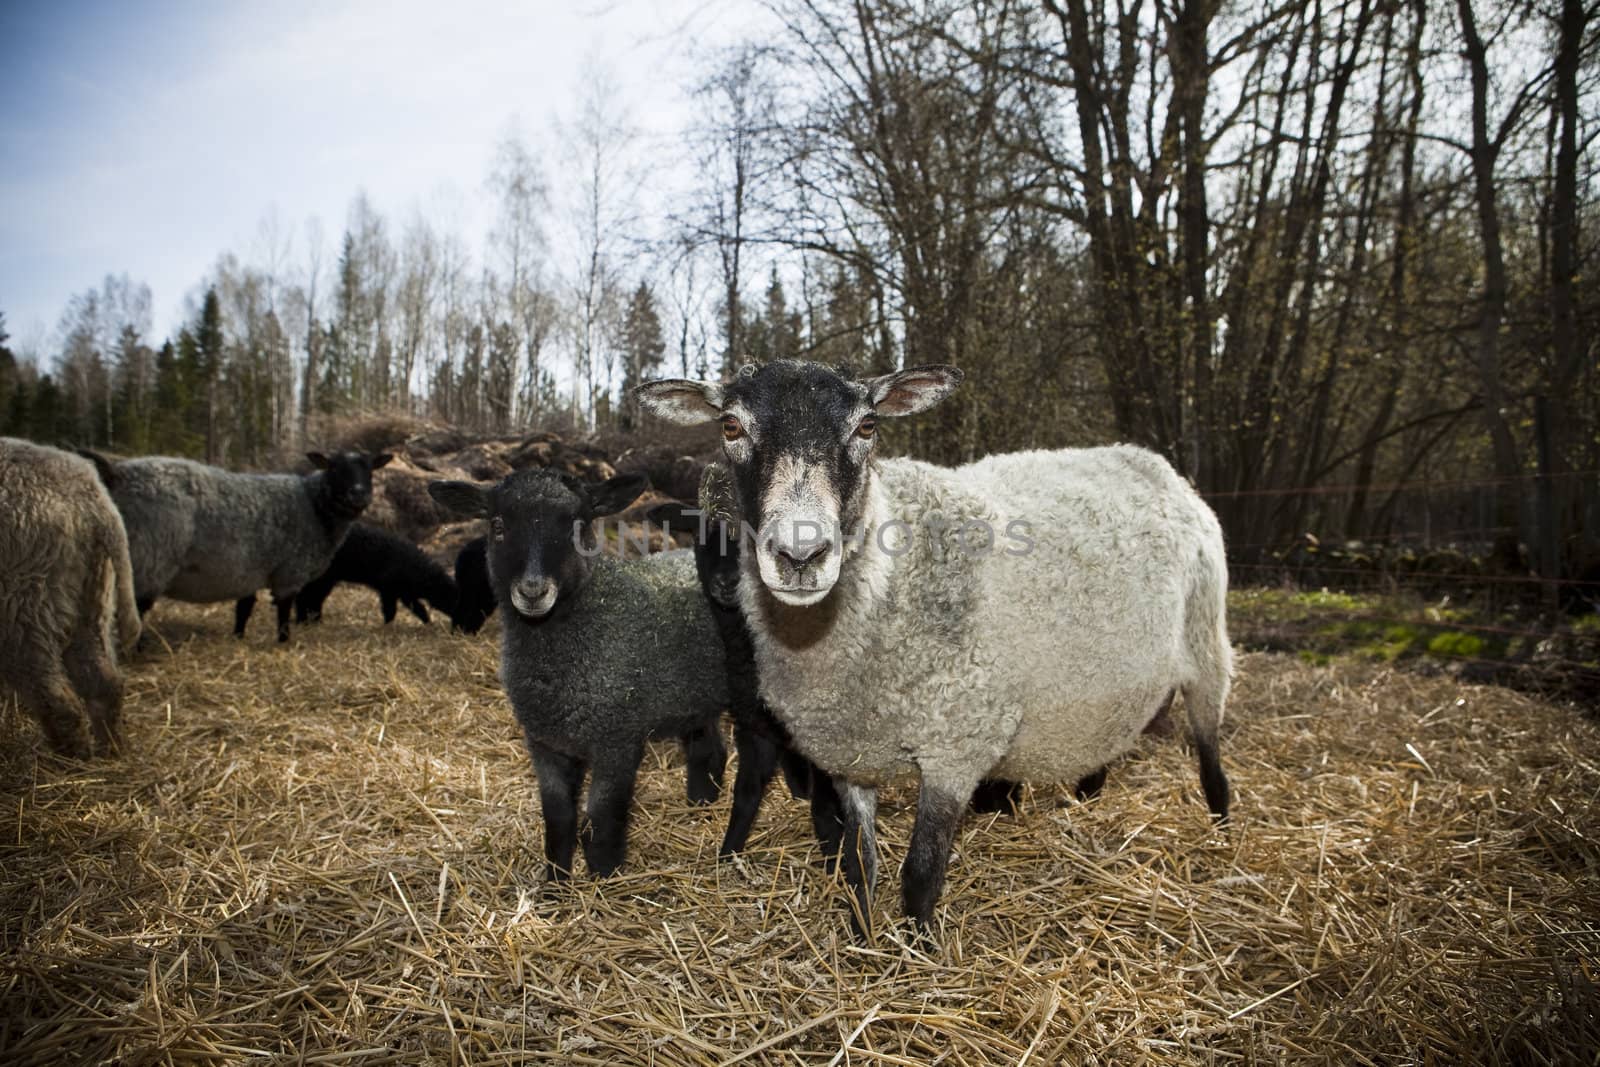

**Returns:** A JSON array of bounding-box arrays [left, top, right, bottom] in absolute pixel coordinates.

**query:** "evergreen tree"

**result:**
[[617, 282, 666, 431], [149, 339, 192, 454], [0, 312, 16, 436], [29, 373, 64, 444], [193, 288, 225, 461]]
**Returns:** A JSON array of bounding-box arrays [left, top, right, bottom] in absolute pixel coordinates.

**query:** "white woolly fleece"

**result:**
[[739, 444, 1232, 796]]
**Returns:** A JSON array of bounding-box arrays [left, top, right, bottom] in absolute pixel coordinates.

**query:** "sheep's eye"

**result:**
[[490, 516, 506, 542], [856, 416, 877, 440], [722, 416, 745, 442]]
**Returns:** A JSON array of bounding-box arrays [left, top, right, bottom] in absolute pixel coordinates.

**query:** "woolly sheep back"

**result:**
[[743, 444, 1231, 790], [0, 438, 140, 756]]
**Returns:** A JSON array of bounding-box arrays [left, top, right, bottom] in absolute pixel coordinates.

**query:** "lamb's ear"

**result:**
[[584, 473, 650, 518], [372, 452, 394, 470], [306, 451, 330, 470], [633, 379, 724, 425], [76, 448, 118, 489], [428, 480, 492, 518], [862, 364, 964, 416]]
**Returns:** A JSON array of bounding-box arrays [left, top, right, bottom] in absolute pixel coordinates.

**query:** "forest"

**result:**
[[2, 0, 1595, 589]]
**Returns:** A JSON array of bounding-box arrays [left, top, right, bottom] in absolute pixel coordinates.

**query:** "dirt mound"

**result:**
[[317, 416, 715, 559]]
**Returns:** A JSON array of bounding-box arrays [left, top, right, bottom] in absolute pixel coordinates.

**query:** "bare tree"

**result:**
[[555, 58, 639, 426]]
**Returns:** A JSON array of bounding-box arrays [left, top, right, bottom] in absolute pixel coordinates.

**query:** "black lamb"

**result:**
[[427, 470, 727, 880], [451, 537, 497, 634], [291, 522, 460, 627]]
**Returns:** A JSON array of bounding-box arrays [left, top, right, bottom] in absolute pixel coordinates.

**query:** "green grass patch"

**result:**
[[1427, 631, 1485, 658]]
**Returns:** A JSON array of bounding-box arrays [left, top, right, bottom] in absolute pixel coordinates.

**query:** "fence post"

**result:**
[[1535, 395, 1560, 618]]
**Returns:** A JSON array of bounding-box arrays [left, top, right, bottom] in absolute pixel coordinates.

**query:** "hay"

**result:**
[[2, 591, 1597, 1064]]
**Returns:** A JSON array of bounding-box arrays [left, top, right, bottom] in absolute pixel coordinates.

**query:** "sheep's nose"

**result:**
[[777, 542, 827, 569]]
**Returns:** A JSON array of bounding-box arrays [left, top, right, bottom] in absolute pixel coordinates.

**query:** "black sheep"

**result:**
[[649, 470, 847, 863], [451, 537, 497, 634], [290, 523, 459, 627]]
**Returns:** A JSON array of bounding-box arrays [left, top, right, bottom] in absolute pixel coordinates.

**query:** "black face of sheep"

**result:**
[[636, 361, 961, 605], [648, 504, 745, 610], [309, 450, 393, 520], [427, 471, 649, 623]]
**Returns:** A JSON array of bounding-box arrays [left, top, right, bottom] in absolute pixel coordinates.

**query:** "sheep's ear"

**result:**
[[584, 473, 650, 518], [646, 501, 698, 530], [306, 451, 330, 470], [372, 452, 394, 470], [428, 480, 491, 518], [77, 448, 118, 488], [861, 364, 964, 416], [633, 379, 724, 424]]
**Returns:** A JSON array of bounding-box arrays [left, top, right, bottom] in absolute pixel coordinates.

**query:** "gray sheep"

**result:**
[[1, 438, 142, 757], [638, 360, 1232, 937], [82, 450, 391, 642], [428, 469, 729, 880]]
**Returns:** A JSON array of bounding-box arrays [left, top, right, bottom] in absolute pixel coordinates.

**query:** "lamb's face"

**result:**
[[427, 470, 647, 625], [634, 361, 964, 607], [492, 475, 584, 622]]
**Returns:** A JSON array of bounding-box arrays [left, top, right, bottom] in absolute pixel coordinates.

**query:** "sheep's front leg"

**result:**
[[903, 773, 980, 935], [272, 595, 292, 643], [406, 598, 430, 625], [528, 743, 585, 882], [582, 744, 644, 877], [835, 780, 878, 938], [805, 761, 845, 868], [778, 748, 813, 800], [233, 595, 256, 638], [719, 720, 780, 857], [680, 724, 726, 806], [380, 591, 399, 624]]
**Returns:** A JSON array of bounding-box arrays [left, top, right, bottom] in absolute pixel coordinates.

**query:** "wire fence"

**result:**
[[1201, 473, 1600, 706]]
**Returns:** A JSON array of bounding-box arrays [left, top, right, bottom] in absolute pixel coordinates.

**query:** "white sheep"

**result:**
[[1, 438, 142, 757], [637, 360, 1232, 937]]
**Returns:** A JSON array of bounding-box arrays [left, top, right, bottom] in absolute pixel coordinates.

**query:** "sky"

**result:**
[[0, 0, 749, 354]]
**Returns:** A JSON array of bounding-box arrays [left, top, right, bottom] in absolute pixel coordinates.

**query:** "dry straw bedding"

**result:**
[[1, 590, 1597, 1065]]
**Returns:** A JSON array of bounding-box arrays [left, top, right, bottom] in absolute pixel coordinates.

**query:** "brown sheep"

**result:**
[[0, 438, 141, 757]]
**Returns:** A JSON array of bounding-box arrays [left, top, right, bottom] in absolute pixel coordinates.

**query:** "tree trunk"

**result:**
[[1457, 0, 1525, 572]]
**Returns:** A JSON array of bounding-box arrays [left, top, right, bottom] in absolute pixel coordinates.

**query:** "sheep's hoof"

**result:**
[[897, 916, 940, 952], [685, 781, 720, 806]]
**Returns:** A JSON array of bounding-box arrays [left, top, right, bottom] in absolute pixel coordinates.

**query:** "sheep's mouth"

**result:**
[[330, 492, 372, 517], [755, 541, 842, 607], [509, 580, 560, 620], [767, 585, 831, 607], [708, 576, 741, 608]]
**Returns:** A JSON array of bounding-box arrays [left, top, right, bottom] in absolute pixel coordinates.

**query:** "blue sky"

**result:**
[[0, 0, 739, 352]]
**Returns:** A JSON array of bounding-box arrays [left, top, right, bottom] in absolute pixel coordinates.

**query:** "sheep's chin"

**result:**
[[767, 585, 832, 607]]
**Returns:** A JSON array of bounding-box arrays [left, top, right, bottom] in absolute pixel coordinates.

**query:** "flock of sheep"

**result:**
[[0, 358, 1233, 941]]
